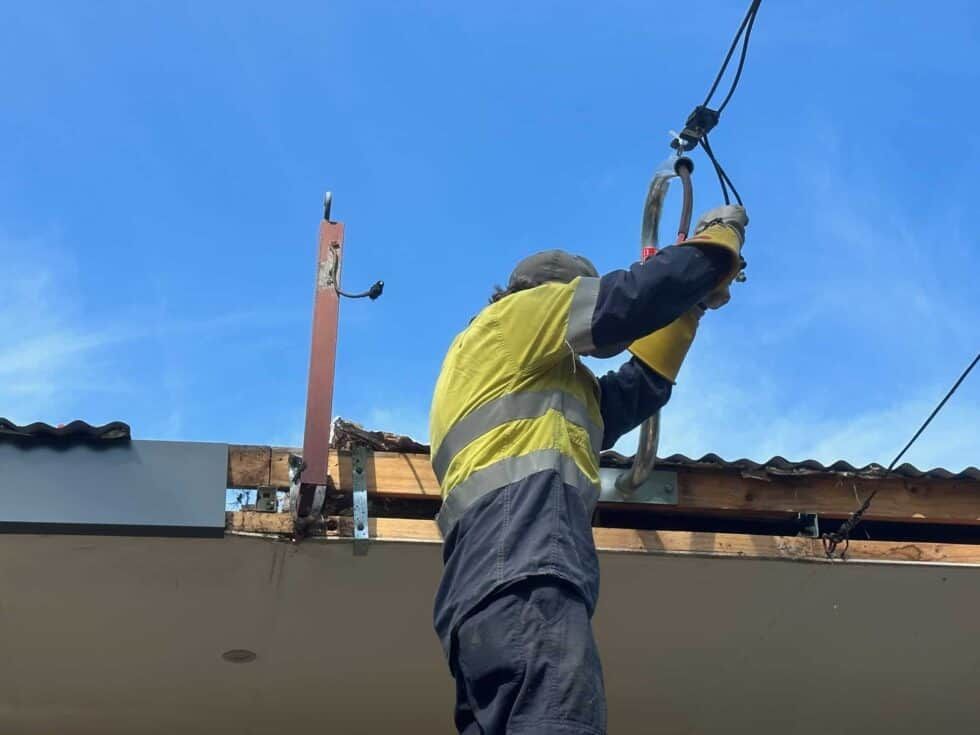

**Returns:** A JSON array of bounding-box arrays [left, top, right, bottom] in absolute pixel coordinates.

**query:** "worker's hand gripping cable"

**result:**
[[628, 205, 748, 384]]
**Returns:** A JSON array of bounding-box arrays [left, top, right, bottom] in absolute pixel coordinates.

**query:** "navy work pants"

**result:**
[[450, 577, 607, 735]]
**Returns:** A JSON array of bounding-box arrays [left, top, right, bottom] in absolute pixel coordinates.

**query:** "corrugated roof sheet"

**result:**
[[600, 451, 980, 481], [0, 419, 131, 444], [332, 419, 980, 481]]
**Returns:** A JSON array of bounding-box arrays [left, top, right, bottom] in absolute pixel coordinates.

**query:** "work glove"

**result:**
[[683, 204, 748, 291], [627, 304, 705, 383], [629, 205, 747, 382], [703, 281, 734, 310]]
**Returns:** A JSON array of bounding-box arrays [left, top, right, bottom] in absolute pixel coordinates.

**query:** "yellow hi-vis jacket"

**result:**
[[429, 245, 725, 661], [430, 277, 604, 537]]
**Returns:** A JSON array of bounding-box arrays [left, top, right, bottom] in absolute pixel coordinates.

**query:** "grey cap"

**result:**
[[508, 250, 598, 288]]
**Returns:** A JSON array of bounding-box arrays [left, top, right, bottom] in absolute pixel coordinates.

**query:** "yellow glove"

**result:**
[[683, 205, 748, 288], [628, 306, 703, 383]]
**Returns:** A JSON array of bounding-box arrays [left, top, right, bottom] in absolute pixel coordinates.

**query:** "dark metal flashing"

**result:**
[[0, 418, 131, 445], [0, 522, 223, 539]]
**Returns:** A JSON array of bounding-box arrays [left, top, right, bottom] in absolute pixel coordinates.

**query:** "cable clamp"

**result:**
[[671, 106, 721, 152]]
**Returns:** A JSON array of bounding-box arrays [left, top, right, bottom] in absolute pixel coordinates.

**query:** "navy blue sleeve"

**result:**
[[597, 358, 673, 450], [588, 245, 727, 356]]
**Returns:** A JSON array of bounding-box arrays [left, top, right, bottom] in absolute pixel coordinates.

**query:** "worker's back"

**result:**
[[429, 277, 605, 660], [430, 278, 605, 509]]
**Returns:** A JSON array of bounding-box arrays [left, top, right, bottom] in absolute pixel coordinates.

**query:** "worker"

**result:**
[[430, 205, 748, 734]]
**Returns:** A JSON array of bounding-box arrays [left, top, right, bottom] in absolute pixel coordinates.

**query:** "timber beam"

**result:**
[[227, 446, 980, 528], [225, 511, 980, 565]]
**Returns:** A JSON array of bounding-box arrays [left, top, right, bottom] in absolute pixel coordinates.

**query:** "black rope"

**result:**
[[822, 352, 980, 558]]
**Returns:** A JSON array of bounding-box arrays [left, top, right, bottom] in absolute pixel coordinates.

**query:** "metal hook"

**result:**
[[617, 149, 695, 495]]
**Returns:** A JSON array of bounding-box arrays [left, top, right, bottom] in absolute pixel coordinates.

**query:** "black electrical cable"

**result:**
[[886, 354, 980, 471], [701, 134, 743, 206], [717, 1, 761, 113], [700, 135, 731, 205], [822, 351, 980, 558], [690, 0, 760, 205], [337, 280, 385, 300], [716, 156, 743, 206], [324, 241, 385, 300], [702, 0, 762, 111]]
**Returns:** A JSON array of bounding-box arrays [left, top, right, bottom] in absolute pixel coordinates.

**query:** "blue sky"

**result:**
[[2, 1, 978, 470]]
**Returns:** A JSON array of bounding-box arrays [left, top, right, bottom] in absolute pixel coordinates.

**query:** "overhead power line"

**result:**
[[680, 0, 762, 206], [822, 351, 980, 558], [704, 0, 763, 114]]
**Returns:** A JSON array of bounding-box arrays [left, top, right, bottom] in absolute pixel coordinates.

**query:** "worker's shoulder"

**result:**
[[456, 280, 580, 346], [489, 280, 578, 314]]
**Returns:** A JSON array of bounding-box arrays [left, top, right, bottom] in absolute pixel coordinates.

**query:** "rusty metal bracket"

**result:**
[[299, 212, 344, 493], [292, 193, 383, 542], [293, 195, 346, 537]]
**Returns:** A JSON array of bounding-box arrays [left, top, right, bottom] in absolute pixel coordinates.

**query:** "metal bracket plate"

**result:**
[[598, 467, 678, 505], [351, 445, 370, 555], [255, 486, 277, 513], [797, 512, 820, 539]]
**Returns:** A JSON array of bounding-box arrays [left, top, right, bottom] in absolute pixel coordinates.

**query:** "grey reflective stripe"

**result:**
[[436, 449, 600, 538], [566, 276, 600, 354], [431, 390, 603, 484]]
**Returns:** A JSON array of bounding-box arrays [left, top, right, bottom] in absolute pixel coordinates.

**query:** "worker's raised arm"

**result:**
[[566, 205, 747, 359], [585, 246, 723, 354], [596, 358, 672, 450], [594, 213, 744, 445]]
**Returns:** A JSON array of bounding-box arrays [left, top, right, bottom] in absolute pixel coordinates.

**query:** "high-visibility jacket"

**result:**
[[430, 275, 606, 537], [431, 245, 725, 663]]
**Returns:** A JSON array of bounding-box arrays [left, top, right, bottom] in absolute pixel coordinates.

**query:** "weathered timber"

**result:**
[[227, 446, 980, 527], [225, 512, 980, 565]]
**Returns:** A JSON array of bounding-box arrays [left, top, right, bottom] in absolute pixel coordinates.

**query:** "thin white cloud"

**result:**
[[0, 231, 301, 428], [0, 235, 118, 421], [0, 329, 128, 378]]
